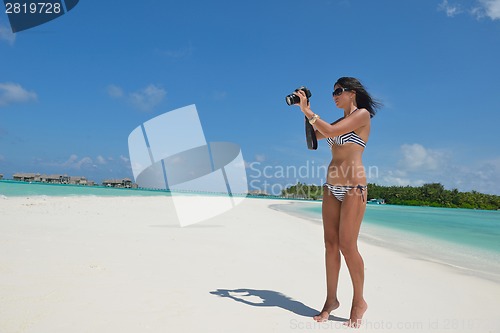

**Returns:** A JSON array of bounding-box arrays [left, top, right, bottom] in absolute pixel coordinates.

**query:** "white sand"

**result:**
[[0, 195, 499, 332]]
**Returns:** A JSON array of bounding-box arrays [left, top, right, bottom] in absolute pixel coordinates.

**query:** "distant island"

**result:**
[[281, 182, 500, 210], [4, 172, 137, 189]]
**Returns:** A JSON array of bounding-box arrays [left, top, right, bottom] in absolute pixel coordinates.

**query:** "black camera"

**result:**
[[285, 86, 312, 106]]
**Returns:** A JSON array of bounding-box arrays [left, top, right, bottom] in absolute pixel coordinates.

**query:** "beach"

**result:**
[[1, 195, 499, 332]]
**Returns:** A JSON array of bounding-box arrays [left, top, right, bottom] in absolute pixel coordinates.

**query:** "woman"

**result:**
[[294, 77, 380, 328]]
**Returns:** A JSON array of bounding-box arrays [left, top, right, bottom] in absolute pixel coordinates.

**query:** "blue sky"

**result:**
[[1, 0, 500, 195]]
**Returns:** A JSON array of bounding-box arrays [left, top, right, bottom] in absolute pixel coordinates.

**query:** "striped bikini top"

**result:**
[[326, 108, 366, 148], [327, 132, 366, 148]]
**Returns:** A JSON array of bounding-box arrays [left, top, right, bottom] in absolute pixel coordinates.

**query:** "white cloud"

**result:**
[[0, 24, 15, 45], [62, 154, 93, 169], [439, 0, 500, 20], [120, 155, 129, 163], [376, 143, 448, 187], [31, 154, 134, 182], [377, 144, 500, 195], [0, 83, 37, 107], [41, 154, 93, 170], [399, 143, 447, 171], [381, 174, 410, 187], [452, 157, 500, 194], [96, 155, 107, 165], [381, 174, 426, 187], [130, 84, 166, 112], [479, 0, 500, 19], [438, 0, 463, 17], [48, 155, 127, 170], [377, 168, 426, 187], [108, 84, 166, 112], [107, 84, 124, 98]]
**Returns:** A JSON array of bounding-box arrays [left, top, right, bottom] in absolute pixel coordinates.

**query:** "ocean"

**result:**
[[0, 180, 171, 197], [272, 201, 500, 283]]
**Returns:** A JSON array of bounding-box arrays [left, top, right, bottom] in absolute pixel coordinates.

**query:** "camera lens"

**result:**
[[285, 94, 300, 106], [285, 86, 311, 106]]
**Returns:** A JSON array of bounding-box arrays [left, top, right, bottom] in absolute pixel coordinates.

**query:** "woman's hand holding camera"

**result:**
[[294, 89, 314, 119]]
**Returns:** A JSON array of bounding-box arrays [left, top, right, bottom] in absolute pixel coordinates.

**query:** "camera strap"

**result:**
[[305, 116, 318, 150]]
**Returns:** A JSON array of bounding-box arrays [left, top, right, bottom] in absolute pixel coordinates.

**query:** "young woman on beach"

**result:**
[[294, 77, 380, 328]]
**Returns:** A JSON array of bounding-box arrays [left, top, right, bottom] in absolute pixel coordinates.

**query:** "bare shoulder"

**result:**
[[356, 108, 371, 123], [357, 108, 371, 117]]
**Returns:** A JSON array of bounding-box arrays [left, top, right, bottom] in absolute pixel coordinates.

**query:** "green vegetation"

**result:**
[[282, 182, 500, 210], [281, 182, 324, 201]]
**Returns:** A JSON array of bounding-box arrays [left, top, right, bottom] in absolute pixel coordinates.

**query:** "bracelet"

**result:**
[[308, 114, 320, 125]]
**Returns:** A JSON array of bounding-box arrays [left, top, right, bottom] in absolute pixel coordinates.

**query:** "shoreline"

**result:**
[[270, 201, 500, 284], [1, 195, 499, 332], [3, 179, 500, 211]]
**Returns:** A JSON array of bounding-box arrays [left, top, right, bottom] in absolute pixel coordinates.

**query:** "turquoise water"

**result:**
[[0, 180, 285, 199], [0, 180, 171, 197], [301, 203, 500, 254], [274, 202, 500, 282]]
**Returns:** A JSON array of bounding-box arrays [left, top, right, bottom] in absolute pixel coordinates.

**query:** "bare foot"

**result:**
[[344, 300, 368, 328], [313, 300, 340, 322]]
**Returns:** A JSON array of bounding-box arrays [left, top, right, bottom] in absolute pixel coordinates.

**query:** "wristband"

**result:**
[[308, 114, 320, 125]]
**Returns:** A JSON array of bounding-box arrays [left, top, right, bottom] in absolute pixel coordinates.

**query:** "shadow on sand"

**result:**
[[210, 288, 347, 322]]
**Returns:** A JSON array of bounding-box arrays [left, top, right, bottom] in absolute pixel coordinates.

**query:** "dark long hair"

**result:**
[[334, 77, 381, 118]]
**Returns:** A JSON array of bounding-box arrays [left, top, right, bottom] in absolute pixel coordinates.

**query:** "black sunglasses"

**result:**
[[332, 87, 352, 97]]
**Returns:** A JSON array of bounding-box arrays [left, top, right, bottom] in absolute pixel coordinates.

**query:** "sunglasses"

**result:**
[[332, 87, 352, 97]]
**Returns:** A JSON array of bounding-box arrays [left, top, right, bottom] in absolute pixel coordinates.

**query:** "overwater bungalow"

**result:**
[[13, 173, 40, 182], [12, 173, 93, 185], [102, 178, 135, 188]]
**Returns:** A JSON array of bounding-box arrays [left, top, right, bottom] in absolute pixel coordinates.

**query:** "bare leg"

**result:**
[[339, 188, 368, 328], [314, 187, 342, 322]]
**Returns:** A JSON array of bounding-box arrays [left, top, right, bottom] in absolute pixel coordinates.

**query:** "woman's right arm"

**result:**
[[315, 129, 326, 140], [315, 121, 338, 140]]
